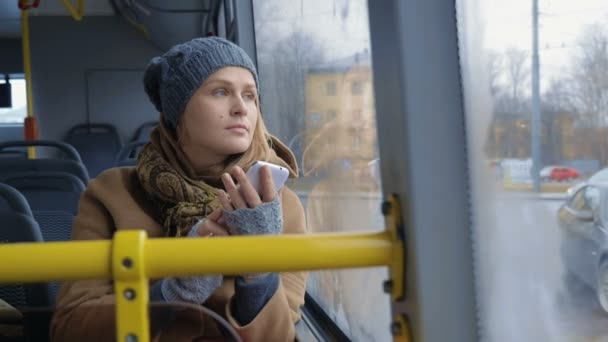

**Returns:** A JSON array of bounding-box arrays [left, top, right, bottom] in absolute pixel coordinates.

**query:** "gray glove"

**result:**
[[159, 224, 223, 304], [223, 196, 283, 236]]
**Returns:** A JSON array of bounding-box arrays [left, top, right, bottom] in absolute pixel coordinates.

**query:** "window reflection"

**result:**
[[253, 0, 390, 340]]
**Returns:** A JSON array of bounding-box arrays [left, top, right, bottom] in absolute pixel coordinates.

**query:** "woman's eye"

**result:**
[[213, 89, 227, 96], [244, 93, 256, 101]]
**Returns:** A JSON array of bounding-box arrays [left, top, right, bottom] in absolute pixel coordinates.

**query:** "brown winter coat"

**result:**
[[50, 143, 308, 342]]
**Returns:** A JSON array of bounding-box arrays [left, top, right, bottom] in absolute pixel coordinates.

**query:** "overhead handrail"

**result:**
[[61, 0, 85, 21]]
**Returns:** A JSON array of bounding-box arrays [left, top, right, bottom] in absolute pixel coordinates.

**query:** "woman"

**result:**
[[50, 37, 308, 341]]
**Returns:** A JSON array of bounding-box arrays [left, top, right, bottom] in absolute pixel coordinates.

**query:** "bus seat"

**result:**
[[1, 171, 85, 241], [130, 121, 157, 142], [0, 140, 90, 185], [0, 183, 54, 313], [115, 140, 147, 167], [64, 123, 123, 178]]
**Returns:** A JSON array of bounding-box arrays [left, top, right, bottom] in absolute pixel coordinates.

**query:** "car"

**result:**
[[557, 184, 608, 312], [540, 165, 558, 180], [548, 166, 580, 182], [567, 167, 608, 197], [540, 165, 579, 182]]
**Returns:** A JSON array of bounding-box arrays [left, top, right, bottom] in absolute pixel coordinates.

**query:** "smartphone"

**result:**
[[245, 161, 290, 195]]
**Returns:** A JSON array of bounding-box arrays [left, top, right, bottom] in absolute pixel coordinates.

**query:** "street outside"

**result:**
[[480, 190, 608, 342], [296, 181, 608, 341]]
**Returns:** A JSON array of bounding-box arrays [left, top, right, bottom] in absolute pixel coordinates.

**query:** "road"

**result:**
[[481, 192, 608, 342], [299, 187, 608, 341]]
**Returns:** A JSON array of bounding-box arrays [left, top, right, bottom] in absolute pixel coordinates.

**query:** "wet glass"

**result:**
[[252, 0, 390, 340], [457, 0, 608, 340]]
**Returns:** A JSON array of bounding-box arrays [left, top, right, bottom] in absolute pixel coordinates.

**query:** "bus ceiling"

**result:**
[[1, 1, 228, 52]]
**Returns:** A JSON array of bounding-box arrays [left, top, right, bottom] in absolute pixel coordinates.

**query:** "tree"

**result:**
[[252, 1, 327, 167], [540, 78, 573, 164], [503, 48, 530, 113], [568, 23, 608, 164], [487, 50, 503, 97]]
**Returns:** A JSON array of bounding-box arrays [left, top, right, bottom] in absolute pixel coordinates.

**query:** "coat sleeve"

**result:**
[[223, 187, 309, 342], [49, 176, 119, 342]]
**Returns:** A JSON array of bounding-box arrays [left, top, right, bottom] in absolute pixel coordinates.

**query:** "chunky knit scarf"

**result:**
[[136, 122, 221, 237], [136, 119, 298, 237]]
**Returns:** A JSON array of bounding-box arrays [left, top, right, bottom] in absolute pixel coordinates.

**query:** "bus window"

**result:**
[[253, 0, 390, 340], [0, 75, 26, 124], [458, 0, 608, 340]]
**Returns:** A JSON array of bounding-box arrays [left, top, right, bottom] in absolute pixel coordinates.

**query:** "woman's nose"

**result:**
[[230, 96, 248, 116]]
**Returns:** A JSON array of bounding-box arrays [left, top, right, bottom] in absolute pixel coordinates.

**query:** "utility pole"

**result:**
[[531, 0, 542, 192]]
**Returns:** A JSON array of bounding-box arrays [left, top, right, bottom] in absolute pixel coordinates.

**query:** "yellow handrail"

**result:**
[[61, 0, 84, 21], [0, 231, 396, 342], [20, 10, 35, 159], [0, 232, 393, 283]]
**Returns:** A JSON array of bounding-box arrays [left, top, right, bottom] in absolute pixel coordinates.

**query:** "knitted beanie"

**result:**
[[143, 37, 259, 129]]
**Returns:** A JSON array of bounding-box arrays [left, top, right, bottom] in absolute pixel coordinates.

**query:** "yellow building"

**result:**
[[302, 53, 378, 176]]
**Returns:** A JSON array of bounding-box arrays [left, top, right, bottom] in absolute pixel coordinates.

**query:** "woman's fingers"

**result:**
[[231, 166, 262, 208], [221, 172, 247, 209], [197, 217, 230, 237], [259, 166, 276, 203], [218, 190, 234, 211], [206, 207, 223, 222]]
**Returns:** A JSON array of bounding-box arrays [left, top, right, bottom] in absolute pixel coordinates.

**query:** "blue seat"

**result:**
[[1, 171, 84, 242], [0, 184, 54, 309], [64, 123, 123, 178], [115, 140, 147, 167], [130, 121, 157, 142], [0, 140, 89, 185]]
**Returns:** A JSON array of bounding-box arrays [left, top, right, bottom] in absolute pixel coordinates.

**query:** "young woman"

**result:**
[[50, 37, 307, 342]]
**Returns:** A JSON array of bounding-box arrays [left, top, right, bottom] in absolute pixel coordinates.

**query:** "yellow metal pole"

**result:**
[[0, 231, 397, 342], [0, 232, 393, 283], [113, 231, 149, 342], [61, 0, 84, 21], [145, 232, 393, 278], [0, 241, 111, 282], [20, 10, 35, 159]]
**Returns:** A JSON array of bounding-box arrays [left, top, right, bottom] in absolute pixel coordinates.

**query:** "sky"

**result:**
[[256, 0, 608, 85], [483, 0, 608, 81]]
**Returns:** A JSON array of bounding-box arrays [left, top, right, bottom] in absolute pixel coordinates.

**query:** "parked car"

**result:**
[[567, 167, 608, 198], [542, 166, 579, 182], [557, 184, 608, 313]]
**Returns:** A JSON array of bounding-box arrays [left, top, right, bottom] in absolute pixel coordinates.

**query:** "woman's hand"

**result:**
[[219, 165, 283, 283], [196, 208, 230, 238], [219, 165, 277, 210]]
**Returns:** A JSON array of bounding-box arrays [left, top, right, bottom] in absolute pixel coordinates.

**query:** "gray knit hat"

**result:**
[[143, 37, 259, 130]]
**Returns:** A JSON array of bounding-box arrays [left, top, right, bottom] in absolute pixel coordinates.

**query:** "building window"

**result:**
[[326, 81, 336, 96], [351, 81, 363, 95]]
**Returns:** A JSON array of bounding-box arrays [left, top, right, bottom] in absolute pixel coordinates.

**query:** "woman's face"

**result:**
[[178, 67, 258, 167]]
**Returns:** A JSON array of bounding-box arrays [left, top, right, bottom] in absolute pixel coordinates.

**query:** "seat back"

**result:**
[[0, 140, 89, 185], [64, 123, 123, 178], [130, 121, 157, 142], [0, 184, 54, 310], [115, 141, 147, 167], [1, 172, 84, 242]]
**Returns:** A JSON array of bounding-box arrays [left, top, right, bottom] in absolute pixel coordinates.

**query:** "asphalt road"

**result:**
[[480, 192, 608, 342]]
